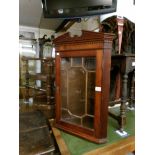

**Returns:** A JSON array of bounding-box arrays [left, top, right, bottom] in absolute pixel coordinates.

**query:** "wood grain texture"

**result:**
[[84, 136, 135, 155], [52, 127, 71, 155]]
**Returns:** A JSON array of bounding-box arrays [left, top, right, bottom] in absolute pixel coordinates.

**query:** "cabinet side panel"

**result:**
[[94, 50, 103, 138], [55, 54, 61, 122], [101, 40, 113, 136]]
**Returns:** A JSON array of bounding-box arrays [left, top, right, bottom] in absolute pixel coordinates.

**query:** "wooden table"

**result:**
[[51, 107, 135, 155], [109, 54, 135, 131]]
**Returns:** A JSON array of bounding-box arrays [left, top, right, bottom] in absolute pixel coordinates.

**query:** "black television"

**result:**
[[42, 0, 117, 18]]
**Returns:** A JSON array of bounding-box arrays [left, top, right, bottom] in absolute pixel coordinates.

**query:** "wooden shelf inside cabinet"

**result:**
[[21, 56, 55, 119]]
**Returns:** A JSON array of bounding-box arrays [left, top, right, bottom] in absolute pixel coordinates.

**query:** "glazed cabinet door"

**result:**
[[56, 51, 102, 131]]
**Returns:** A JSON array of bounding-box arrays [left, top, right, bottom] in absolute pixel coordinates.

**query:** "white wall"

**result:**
[[100, 0, 135, 23], [68, 17, 99, 32], [54, 16, 100, 38], [19, 25, 55, 39]]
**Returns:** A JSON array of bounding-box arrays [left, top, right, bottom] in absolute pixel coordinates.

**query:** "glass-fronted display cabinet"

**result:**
[[54, 30, 114, 143], [61, 56, 96, 129]]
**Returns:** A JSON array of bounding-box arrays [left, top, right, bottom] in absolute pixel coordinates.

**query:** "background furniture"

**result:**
[[19, 35, 60, 154], [19, 38, 37, 99], [109, 54, 135, 131], [21, 56, 55, 119], [54, 30, 114, 143], [101, 15, 135, 131]]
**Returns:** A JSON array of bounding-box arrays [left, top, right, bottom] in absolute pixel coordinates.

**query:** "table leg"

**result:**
[[25, 59, 29, 108], [129, 71, 135, 108], [46, 61, 52, 105], [119, 73, 128, 131]]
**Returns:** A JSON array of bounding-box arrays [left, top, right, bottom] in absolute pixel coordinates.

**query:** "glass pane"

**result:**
[[84, 57, 96, 70], [68, 68, 86, 116], [61, 70, 67, 109], [60, 57, 96, 129], [87, 72, 95, 115], [71, 57, 82, 66]]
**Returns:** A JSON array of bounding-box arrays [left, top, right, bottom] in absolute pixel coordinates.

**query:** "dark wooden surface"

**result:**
[[54, 30, 114, 143], [19, 111, 55, 155]]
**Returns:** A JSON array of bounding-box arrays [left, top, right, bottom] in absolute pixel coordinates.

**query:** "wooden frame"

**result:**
[[54, 31, 114, 143]]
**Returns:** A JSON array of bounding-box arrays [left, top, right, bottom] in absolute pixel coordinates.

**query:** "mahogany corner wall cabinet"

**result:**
[[53, 30, 114, 143]]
